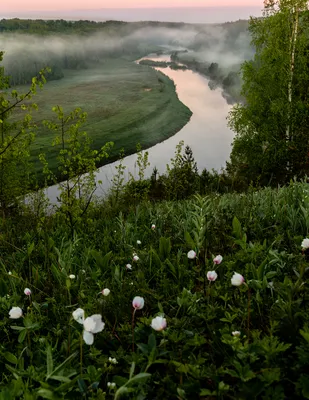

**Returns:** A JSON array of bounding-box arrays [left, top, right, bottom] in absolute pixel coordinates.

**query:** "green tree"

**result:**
[[40, 106, 113, 238], [0, 51, 47, 212], [165, 142, 199, 200], [228, 0, 309, 187]]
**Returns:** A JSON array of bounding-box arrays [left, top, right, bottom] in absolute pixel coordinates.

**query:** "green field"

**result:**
[[17, 58, 192, 177]]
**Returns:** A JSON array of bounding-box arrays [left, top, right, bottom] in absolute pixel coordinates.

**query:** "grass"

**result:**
[[1, 181, 309, 398], [14, 58, 192, 178]]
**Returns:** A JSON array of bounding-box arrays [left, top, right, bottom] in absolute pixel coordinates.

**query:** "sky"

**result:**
[[3, 0, 262, 12]]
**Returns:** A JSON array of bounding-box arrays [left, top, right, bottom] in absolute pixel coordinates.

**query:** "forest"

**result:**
[[1, 1, 309, 399]]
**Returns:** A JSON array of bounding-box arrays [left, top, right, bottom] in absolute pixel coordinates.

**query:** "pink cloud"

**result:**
[[3, 0, 262, 12]]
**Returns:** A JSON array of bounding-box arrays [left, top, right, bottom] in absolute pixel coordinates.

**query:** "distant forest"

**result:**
[[0, 18, 250, 90]]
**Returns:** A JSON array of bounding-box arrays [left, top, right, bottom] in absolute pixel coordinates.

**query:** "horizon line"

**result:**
[[2, 5, 263, 12]]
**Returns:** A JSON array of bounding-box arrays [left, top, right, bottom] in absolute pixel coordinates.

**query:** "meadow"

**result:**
[[1, 180, 309, 399], [11, 59, 192, 180], [2, 12, 309, 399]]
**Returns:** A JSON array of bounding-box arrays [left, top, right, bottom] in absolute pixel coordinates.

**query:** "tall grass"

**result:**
[[1, 180, 309, 398]]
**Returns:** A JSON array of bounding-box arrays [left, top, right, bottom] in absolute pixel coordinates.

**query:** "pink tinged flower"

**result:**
[[301, 238, 309, 250], [24, 288, 31, 296], [9, 307, 23, 319], [187, 250, 196, 259], [232, 331, 241, 337], [126, 264, 132, 270], [132, 296, 144, 310], [231, 272, 245, 287], [133, 255, 139, 262], [151, 316, 167, 331], [151, 224, 156, 230], [213, 255, 223, 265], [102, 288, 110, 297], [207, 271, 218, 282]]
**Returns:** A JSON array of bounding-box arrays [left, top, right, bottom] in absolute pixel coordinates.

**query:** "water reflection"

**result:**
[[45, 56, 234, 203]]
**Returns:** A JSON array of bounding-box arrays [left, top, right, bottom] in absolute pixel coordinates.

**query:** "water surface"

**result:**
[[46, 54, 234, 203]]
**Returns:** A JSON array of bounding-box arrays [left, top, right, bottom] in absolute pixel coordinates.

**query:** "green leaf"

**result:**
[[49, 375, 71, 383], [114, 386, 129, 400], [299, 375, 309, 399], [27, 242, 35, 257], [184, 231, 195, 249], [232, 216, 242, 240], [36, 389, 61, 400], [18, 329, 27, 344], [148, 333, 156, 351], [300, 329, 309, 344], [129, 362, 135, 380], [128, 373, 151, 386], [200, 389, 213, 395], [46, 345, 53, 377], [4, 352, 18, 364], [47, 352, 78, 380]]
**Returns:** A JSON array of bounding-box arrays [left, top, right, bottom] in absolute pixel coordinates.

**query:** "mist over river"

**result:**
[[45, 53, 234, 204]]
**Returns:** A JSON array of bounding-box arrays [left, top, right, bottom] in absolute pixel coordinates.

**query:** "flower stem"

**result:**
[[132, 309, 136, 352], [80, 333, 83, 376], [247, 287, 251, 341]]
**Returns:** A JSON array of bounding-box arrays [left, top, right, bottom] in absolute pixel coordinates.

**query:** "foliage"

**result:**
[[0, 51, 47, 212], [1, 180, 309, 398], [228, 2, 309, 187], [39, 106, 113, 238]]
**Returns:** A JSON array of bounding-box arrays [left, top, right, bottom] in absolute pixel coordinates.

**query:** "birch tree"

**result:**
[[228, 0, 309, 187]]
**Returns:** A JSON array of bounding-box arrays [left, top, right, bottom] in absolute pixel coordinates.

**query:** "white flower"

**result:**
[[213, 255, 223, 265], [151, 224, 156, 230], [109, 357, 118, 364], [187, 250, 196, 259], [132, 296, 144, 310], [232, 331, 241, 337], [8, 271, 12, 275], [102, 288, 110, 297], [9, 307, 23, 319], [133, 255, 139, 262], [69, 274, 76, 280], [72, 308, 85, 324], [107, 382, 116, 389], [137, 240, 141, 245], [231, 272, 245, 287], [126, 264, 132, 270], [82, 314, 105, 345], [151, 316, 167, 331], [24, 288, 31, 296], [207, 271, 218, 282], [301, 238, 309, 250]]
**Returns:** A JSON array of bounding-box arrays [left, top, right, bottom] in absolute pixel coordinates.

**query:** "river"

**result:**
[[45, 54, 234, 204]]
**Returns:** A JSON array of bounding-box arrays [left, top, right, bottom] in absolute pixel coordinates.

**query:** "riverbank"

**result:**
[[12, 57, 192, 183], [46, 55, 234, 204]]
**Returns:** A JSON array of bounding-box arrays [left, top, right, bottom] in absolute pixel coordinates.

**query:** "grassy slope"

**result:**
[[21, 58, 192, 177], [1, 182, 309, 398]]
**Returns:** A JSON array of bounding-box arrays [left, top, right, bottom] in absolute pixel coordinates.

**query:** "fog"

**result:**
[[0, 19, 253, 91]]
